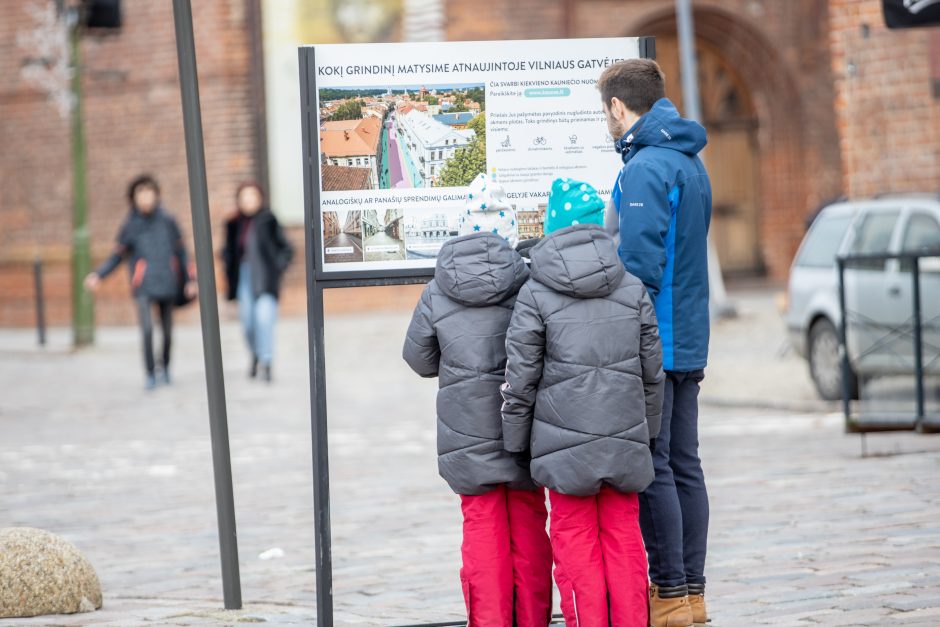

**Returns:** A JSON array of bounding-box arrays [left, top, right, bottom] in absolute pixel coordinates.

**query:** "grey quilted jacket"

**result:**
[[94, 207, 189, 301], [501, 225, 665, 496], [403, 232, 536, 495]]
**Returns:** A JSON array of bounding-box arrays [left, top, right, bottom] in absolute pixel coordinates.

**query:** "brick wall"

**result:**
[[829, 0, 940, 198], [0, 0, 263, 327], [7, 0, 936, 329]]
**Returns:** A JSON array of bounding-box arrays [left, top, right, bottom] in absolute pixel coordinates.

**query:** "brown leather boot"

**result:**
[[649, 583, 694, 627], [687, 583, 708, 626]]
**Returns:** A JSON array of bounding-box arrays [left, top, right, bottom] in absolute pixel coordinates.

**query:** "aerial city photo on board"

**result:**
[[318, 83, 487, 192]]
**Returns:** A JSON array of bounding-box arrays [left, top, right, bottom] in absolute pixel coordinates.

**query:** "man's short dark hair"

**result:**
[[597, 59, 666, 115], [127, 174, 160, 204]]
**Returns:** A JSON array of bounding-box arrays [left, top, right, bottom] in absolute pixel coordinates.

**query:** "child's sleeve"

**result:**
[[402, 284, 440, 378], [501, 283, 545, 453], [639, 289, 666, 439]]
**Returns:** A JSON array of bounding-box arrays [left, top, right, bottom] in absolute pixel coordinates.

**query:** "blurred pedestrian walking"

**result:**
[[84, 174, 195, 390], [222, 182, 293, 382]]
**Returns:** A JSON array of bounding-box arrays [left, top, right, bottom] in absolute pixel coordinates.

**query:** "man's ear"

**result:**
[[608, 96, 625, 118]]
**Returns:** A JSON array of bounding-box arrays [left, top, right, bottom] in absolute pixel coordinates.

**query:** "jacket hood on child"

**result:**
[[403, 232, 535, 496], [435, 232, 529, 307], [501, 224, 665, 496], [529, 225, 626, 299]]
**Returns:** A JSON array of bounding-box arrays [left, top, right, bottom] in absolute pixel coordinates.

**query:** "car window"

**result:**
[[848, 210, 900, 270], [900, 212, 940, 271], [796, 213, 852, 268], [902, 213, 940, 252]]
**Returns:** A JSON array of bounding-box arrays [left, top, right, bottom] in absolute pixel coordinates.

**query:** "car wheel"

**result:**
[[809, 318, 858, 401]]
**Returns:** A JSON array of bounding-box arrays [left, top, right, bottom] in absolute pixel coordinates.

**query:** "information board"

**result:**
[[301, 37, 649, 280], [297, 36, 655, 626]]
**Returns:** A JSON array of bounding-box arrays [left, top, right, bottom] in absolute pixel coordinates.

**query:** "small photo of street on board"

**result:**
[[362, 209, 406, 261], [322, 210, 364, 263], [403, 210, 462, 260], [318, 83, 486, 191]]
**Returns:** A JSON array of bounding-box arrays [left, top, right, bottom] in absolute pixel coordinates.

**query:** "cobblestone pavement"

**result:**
[[1, 289, 939, 625], [703, 289, 828, 412]]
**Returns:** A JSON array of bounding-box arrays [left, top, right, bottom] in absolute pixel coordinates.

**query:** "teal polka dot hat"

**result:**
[[544, 178, 605, 235]]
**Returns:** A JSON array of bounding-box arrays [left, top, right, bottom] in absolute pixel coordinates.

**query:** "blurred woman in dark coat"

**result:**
[[222, 182, 293, 382]]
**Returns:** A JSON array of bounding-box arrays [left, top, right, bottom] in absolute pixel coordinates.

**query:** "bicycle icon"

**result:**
[[533, 136, 547, 146]]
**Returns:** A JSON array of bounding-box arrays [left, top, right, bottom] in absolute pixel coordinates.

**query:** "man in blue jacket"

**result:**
[[598, 59, 712, 627]]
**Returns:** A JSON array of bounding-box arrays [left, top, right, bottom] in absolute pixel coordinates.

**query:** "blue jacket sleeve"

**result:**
[[616, 162, 672, 302]]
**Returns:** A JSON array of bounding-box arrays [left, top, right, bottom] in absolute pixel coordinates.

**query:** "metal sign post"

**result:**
[[171, 0, 242, 610], [300, 51, 429, 621], [675, 0, 735, 320]]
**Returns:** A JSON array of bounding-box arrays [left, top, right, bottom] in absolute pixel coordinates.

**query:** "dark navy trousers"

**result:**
[[639, 369, 709, 587]]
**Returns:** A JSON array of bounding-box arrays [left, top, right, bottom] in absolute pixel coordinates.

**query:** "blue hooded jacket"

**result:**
[[607, 98, 711, 372]]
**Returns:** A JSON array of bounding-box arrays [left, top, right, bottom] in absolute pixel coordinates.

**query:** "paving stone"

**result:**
[[2, 298, 940, 625]]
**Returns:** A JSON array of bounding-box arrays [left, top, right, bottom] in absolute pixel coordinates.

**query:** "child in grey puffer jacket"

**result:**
[[402, 175, 552, 627], [501, 178, 665, 627]]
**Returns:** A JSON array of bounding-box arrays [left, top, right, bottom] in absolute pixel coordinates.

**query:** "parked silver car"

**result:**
[[785, 195, 940, 400]]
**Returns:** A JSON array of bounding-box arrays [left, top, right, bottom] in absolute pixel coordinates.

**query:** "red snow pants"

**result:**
[[549, 486, 648, 627], [459, 484, 553, 626]]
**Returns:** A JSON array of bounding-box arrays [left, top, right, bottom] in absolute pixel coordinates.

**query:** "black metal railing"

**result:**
[[837, 250, 940, 433]]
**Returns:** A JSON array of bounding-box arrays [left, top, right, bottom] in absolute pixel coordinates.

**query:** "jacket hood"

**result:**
[[616, 98, 707, 164], [529, 225, 625, 299], [435, 232, 529, 307]]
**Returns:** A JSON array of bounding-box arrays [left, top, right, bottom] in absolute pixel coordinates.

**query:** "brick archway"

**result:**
[[627, 5, 809, 279], [656, 35, 765, 274]]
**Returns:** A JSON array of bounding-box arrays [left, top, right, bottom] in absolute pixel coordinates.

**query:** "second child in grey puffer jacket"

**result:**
[[402, 175, 552, 627], [501, 180, 665, 626], [501, 224, 665, 495]]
